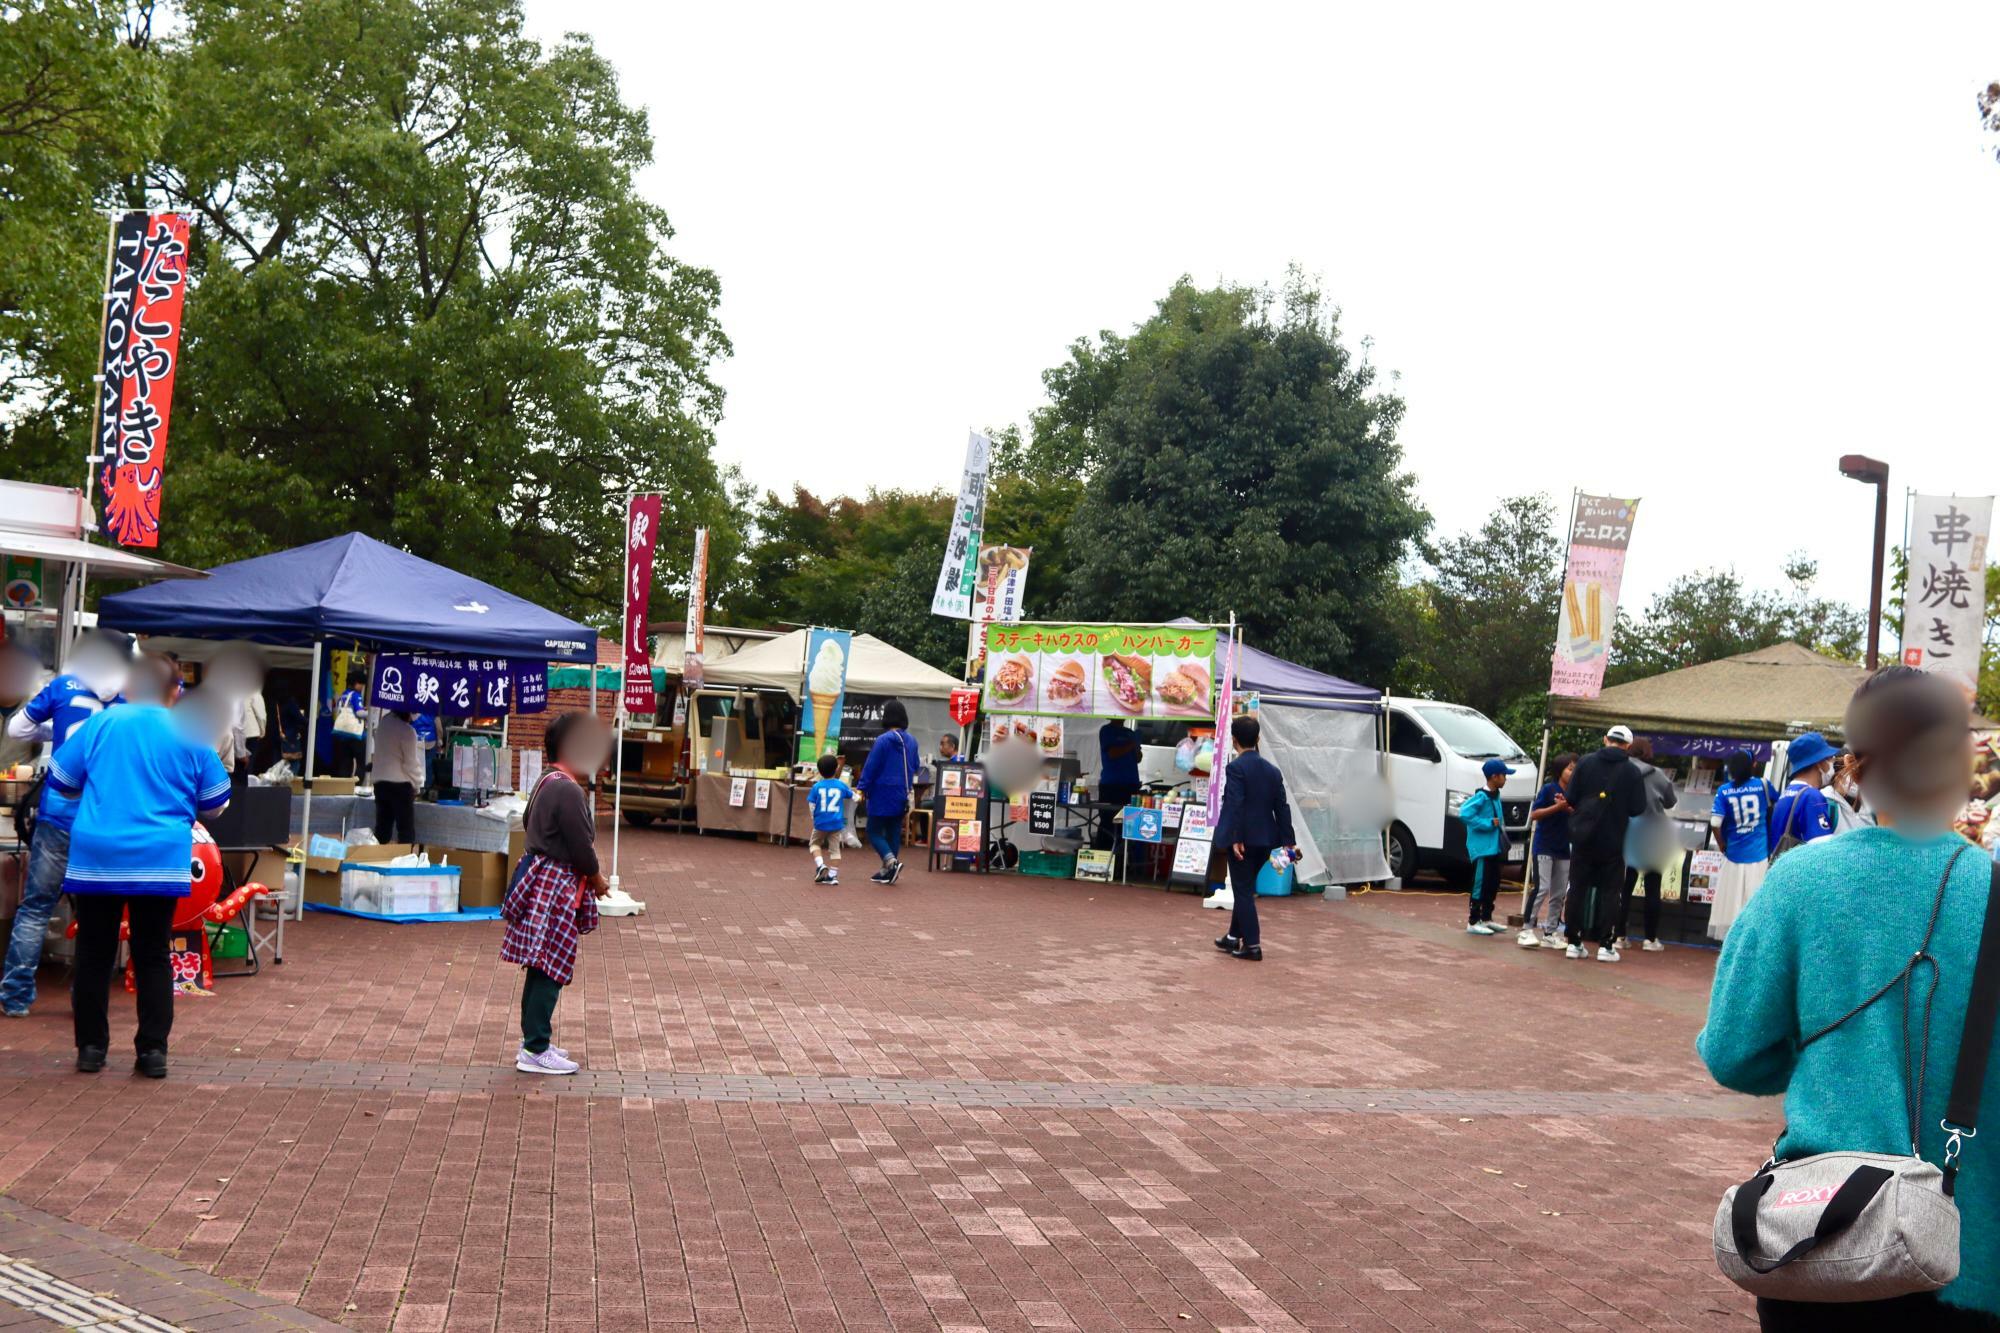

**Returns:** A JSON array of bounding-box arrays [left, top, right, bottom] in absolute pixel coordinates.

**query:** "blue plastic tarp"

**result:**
[[304, 902, 502, 924], [98, 532, 598, 663]]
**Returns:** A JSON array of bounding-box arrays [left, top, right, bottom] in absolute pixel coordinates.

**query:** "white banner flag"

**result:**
[[684, 527, 709, 688], [1902, 494, 1993, 688], [931, 430, 992, 619]]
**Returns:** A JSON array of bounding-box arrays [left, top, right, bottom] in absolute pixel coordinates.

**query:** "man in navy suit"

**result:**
[[1212, 715, 1299, 962]]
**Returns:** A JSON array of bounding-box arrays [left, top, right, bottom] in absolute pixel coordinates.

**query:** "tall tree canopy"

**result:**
[[1043, 275, 1428, 682], [1, 0, 737, 624], [1609, 556, 1863, 684], [1402, 494, 1564, 717]]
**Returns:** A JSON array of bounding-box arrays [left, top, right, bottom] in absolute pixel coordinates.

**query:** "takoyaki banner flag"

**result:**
[[983, 623, 1218, 720], [94, 210, 191, 548], [1549, 494, 1640, 700]]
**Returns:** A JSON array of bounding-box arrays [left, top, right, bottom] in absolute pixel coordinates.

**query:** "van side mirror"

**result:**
[[1421, 737, 1442, 764]]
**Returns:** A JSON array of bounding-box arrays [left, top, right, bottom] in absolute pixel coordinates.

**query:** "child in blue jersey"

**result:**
[[0, 638, 129, 1017], [1460, 759, 1511, 935], [807, 752, 854, 884], [1706, 750, 1777, 940]]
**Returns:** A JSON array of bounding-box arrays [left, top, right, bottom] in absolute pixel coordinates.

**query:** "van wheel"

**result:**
[[623, 811, 657, 828], [1387, 824, 1418, 883]]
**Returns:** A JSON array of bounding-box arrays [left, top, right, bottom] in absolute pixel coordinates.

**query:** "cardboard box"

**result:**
[[291, 841, 415, 905], [449, 828, 526, 909], [290, 777, 357, 797]]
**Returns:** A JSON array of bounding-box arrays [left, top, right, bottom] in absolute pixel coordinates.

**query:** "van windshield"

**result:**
[[1412, 705, 1527, 761]]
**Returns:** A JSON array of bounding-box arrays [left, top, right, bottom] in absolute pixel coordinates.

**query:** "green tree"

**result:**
[[4, 0, 735, 627], [1411, 494, 1564, 716], [0, 1, 165, 421], [1610, 555, 1863, 683], [1043, 274, 1428, 681]]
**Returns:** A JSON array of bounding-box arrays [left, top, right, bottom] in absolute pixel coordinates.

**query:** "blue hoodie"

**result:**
[[1460, 787, 1506, 861], [858, 728, 919, 816]]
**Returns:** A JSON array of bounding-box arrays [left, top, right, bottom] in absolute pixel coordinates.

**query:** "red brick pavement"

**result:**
[[0, 828, 1771, 1330]]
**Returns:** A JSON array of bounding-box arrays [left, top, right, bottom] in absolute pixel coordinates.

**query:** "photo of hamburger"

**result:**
[[1012, 719, 1038, 743], [989, 654, 1033, 704], [1099, 653, 1152, 715], [1039, 721, 1063, 753], [1156, 663, 1211, 715], [1043, 657, 1089, 711]]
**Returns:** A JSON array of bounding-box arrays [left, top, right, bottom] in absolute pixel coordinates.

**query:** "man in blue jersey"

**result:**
[[0, 636, 131, 1017], [1769, 732, 1839, 854], [1706, 750, 1778, 940], [51, 654, 230, 1077]]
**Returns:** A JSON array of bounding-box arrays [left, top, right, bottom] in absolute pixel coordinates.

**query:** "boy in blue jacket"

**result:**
[[1461, 758, 1511, 935]]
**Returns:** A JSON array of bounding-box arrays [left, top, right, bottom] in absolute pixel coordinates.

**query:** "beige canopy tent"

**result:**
[[700, 629, 959, 699], [1548, 641, 1869, 739]]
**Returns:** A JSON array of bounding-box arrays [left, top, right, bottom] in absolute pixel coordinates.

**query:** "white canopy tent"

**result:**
[[700, 629, 961, 753]]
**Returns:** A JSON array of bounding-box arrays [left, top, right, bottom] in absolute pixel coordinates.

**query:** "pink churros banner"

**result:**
[[1549, 495, 1639, 699]]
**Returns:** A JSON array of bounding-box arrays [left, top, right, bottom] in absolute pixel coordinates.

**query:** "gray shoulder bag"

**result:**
[[1713, 846, 2000, 1301]]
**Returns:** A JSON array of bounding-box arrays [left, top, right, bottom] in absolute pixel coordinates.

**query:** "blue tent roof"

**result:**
[[98, 532, 599, 663], [1167, 618, 1379, 709]]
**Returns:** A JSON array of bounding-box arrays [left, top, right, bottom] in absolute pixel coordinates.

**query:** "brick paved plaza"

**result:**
[[0, 828, 1770, 1331]]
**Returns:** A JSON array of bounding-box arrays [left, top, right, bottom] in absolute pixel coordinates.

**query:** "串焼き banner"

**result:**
[[983, 623, 1218, 720], [1902, 494, 1993, 690], [1550, 495, 1640, 699], [94, 211, 191, 548]]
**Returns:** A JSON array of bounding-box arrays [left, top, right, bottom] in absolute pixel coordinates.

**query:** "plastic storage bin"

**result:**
[[1255, 858, 1296, 897], [339, 862, 461, 915]]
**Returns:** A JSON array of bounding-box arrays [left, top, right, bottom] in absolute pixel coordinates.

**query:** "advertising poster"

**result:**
[[983, 623, 1218, 720], [931, 430, 993, 618], [684, 526, 709, 688], [1550, 495, 1640, 699], [1902, 494, 1993, 690], [989, 713, 1064, 754], [623, 494, 662, 714], [971, 546, 1031, 625], [1207, 634, 1235, 823], [1686, 849, 1725, 905], [95, 211, 190, 548], [2, 556, 45, 609], [797, 627, 854, 763], [371, 654, 536, 717]]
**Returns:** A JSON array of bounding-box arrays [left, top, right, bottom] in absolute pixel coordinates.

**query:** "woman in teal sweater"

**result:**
[[1698, 667, 2000, 1330]]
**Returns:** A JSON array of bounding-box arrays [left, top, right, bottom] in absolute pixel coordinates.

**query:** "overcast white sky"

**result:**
[[527, 2, 2000, 627]]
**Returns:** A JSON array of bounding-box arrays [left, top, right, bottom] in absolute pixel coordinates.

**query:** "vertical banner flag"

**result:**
[[1207, 632, 1236, 824], [1550, 495, 1640, 699], [623, 495, 662, 714], [798, 627, 854, 763], [1902, 495, 1993, 690], [684, 526, 709, 688], [94, 211, 190, 548], [931, 430, 993, 619], [964, 545, 1032, 681]]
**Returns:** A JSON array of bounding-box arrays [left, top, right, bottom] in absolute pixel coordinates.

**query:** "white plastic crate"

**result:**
[[339, 862, 461, 916]]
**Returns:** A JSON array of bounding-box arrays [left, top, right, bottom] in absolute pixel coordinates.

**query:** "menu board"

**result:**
[[929, 763, 991, 870], [988, 713, 1065, 754], [982, 623, 1219, 720]]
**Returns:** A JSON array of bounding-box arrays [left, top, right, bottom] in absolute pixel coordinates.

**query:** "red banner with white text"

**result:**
[[623, 495, 662, 714], [95, 211, 191, 548]]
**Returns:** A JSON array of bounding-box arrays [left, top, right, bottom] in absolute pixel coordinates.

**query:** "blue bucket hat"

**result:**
[[1481, 758, 1511, 778], [1786, 732, 1837, 772]]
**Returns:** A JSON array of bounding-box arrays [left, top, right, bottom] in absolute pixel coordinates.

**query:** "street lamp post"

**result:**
[[1839, 454, 1891, 670]]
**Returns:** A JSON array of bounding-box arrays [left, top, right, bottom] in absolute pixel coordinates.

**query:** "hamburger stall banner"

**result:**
[[1549, 494, 1640, 700], [982, 623, 1219, 721]]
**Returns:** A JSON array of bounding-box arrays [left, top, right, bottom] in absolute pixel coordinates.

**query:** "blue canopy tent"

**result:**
[[99, 532, 600, 919]]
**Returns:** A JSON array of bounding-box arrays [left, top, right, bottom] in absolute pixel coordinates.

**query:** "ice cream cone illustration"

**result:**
[[807, 638, 848, 752], [810, 692, 840, 752]]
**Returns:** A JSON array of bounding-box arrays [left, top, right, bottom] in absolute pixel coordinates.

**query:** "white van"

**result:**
[[1382, 698, 1538, 886]]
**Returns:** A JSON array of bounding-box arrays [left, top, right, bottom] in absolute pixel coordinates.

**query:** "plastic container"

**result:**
[[1256, 856, 1296, 897], [339, 862, 461, 915], [1020, 850, 1078, 879], [210, 922, 248, 959]]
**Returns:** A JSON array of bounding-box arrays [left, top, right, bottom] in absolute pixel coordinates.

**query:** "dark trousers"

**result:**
[[1759, 1293, 2000, 1331], [374, 781, 416, 844], [520, 966, 563, 1055], [1094, 783, 1139, 850], [1618, 865, 1663, 942], [865, 813, 904, 866], [1226, 845, 1269, 948], [330, 734, 364, 778], [1565, 852, 1626, 945], [1468, 856, 1501, 924], [72, 894, 177, 1056]]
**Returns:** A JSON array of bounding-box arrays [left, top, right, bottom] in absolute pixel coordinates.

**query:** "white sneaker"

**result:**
[[1564, 944, 1586, 959], [1642, 938, 1665, 952], [515, 1048, 579, 1075], [1466, 924, 1487, 935], [1539, 933, 1566, 949], [1474, 922, 1499, 935], [1516, 929, 1539, 948], [1203, 889, 1235, 911], [1596, 946, 1621, 964]]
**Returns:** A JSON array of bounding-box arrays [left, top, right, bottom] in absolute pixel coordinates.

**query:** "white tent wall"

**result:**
[[1259, 703, 1388, 889]]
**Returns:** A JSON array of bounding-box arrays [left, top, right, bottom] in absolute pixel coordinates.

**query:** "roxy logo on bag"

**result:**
[[1772, 1185, 1838, 1209]]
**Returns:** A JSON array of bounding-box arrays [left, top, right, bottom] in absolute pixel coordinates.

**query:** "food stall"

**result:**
[[693, 629, 959, 840], [97, 533, 599, 919]]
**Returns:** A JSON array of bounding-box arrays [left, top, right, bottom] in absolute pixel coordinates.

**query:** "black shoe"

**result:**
[[134, 1051, 167, 1079], [869, 869, 892, 883], [1214, 934, 1241, 952], [76, 1046, 106, 1074], [889, 860, 905, 884], [1229, 943, 1263, 962]]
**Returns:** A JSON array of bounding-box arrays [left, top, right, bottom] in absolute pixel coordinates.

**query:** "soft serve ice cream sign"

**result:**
[[798, 628, 854, 763]]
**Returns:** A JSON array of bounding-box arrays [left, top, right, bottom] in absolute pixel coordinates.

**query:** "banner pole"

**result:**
[[608, 494, 632, 897]]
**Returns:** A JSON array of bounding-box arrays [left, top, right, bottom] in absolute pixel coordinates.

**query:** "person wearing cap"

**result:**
[[1700, 667, 2000, 1329], [1459, 758, 1511, 935], [1561, 724, 1649, 963], [1768, 731, 1839, 857]]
